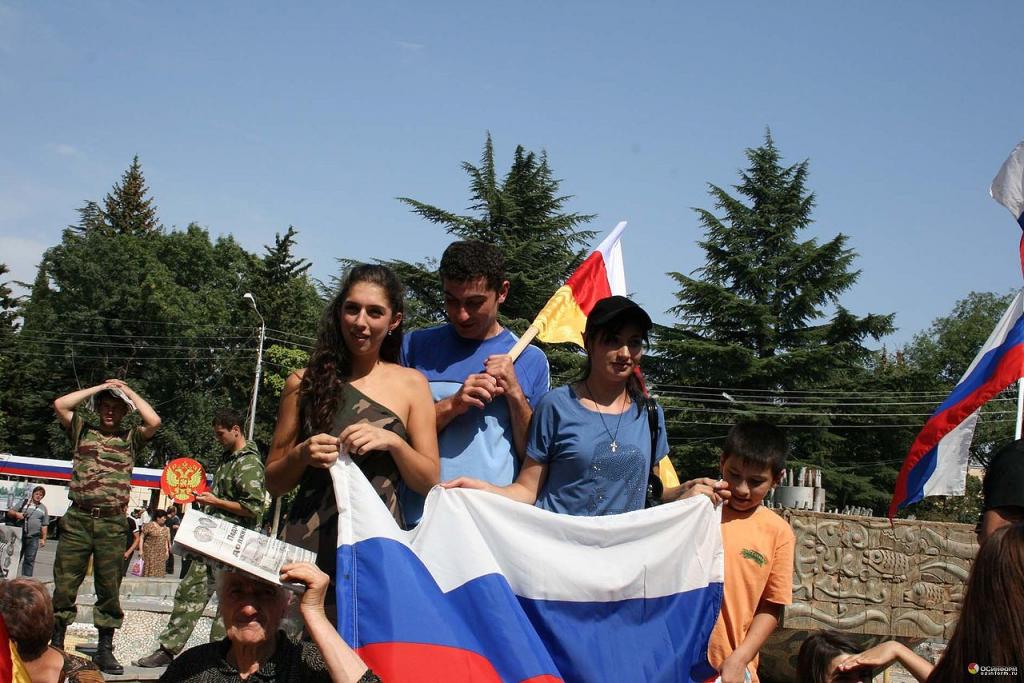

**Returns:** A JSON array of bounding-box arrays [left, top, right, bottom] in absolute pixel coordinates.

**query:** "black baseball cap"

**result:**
[[984, 439, 1024, 511], [585, 296, 653, 336]]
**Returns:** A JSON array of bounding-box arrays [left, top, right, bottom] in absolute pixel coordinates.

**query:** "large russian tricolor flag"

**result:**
[[529, 221, 628, 348], [331, 456, 723, 682], [889, 289, 1024, 517]]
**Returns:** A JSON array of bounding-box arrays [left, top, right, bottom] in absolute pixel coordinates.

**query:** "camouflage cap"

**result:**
[[91, 386, 137, 413]]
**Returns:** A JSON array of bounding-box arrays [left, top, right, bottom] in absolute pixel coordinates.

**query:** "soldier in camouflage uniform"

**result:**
[[135, 407, 267, 669], [52, 379, 162, 675]]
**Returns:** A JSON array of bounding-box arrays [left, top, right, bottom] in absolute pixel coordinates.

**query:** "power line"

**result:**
[[661, 404, 1018, 418], [16, 329, 252, 341], [79, 314, 251, 331], [265, 327, 317, 342], [264, 335, 314, 350], [13, 338, 256, 352], [665, 417, 1017, 429], [651, 391, 1012, 407], [651, 381, 963, 398]]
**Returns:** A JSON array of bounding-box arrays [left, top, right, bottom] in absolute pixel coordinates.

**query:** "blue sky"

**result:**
[[2, 1, 1022, 347]]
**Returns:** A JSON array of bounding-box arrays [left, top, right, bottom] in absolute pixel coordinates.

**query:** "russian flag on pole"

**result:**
[[888, 289, 1024, 517], [991, 141, 1024, 276], [530, 221, 628, 348], [331, 456, 723, 683]]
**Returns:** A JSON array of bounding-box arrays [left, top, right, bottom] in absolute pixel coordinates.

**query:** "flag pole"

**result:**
[[1016, 379, 1024, 440], [508, 325, 540, 362]]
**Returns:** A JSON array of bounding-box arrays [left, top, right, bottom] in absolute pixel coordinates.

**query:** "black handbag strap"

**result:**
[[645, 397, 664, 506]]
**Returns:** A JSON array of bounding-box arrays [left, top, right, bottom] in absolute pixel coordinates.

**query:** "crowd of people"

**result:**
[[2, 238, 1020, 681]]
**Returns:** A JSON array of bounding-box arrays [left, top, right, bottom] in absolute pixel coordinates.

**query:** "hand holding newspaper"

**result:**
[[173, 508, 316, 592]]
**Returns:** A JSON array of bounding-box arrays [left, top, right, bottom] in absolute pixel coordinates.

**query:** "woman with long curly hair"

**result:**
[[266, 264, 439, 616]]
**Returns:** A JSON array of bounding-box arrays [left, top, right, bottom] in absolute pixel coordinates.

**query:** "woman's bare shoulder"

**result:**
[[384, 364, 429, 390], [283, 368, 308, 391]]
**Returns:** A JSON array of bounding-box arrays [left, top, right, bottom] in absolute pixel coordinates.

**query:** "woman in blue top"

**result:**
[[446, 296, 725, 515]]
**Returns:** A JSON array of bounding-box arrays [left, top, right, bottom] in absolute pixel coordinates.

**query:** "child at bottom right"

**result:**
[[708, 421, 795, 683]]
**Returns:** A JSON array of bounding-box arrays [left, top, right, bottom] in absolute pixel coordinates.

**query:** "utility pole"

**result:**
[[242, 293, 266, 441]]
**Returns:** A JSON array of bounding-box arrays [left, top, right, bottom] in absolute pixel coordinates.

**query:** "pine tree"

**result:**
[[103, 156, 159, 235], [69, 200, 110, 235], [381, 134, 596, 379], [0, 264, 20, 448], [391, 134, 595, 319], [0, 263, 18, 337], [653, 132, 894, 501], [260, 227, 312, 287]]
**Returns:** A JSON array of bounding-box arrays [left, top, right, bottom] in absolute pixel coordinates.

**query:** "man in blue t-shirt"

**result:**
[[401, 240, 550, 525]]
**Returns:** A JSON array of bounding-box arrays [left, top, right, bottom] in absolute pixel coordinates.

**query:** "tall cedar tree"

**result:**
[[379, 134, 596, 380], [654, 133, 894, 505], [103, 155, 159, 235], [0, 264, 20, 448]]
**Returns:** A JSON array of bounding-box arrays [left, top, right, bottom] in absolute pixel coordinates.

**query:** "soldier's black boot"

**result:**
[[93, 627, 123, 675], [50, 622, 66, 649], [135, 645, 174, 668]]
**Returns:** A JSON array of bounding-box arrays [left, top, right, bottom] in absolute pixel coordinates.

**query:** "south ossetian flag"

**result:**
[[331, 456, 724, 683], [530, 221, 628, 348]]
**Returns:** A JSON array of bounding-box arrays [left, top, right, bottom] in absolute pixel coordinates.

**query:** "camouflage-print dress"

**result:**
[[283, 382, 408, 607]]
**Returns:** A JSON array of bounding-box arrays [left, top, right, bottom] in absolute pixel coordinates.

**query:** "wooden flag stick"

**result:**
[[508, 325, 540, 362]]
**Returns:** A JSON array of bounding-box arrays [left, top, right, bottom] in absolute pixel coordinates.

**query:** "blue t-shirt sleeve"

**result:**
[[526, 392, 558, 464], [400, 331, 413, 368], [519, 347, 550, 405]]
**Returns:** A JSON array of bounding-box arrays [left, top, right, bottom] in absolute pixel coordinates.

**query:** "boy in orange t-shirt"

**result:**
[[708, 421, 794, 683]]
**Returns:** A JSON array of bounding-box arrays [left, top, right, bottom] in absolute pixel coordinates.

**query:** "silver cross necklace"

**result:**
[[585, 380, 628, 453]]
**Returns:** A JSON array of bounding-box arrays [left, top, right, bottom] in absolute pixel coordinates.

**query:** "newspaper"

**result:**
[[173, 509, 316, 592]]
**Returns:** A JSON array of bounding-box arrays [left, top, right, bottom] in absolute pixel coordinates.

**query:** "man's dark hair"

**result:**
[[439, 240, 506, 292], [723, 421, 788, 475], [212, 408, 244, 431], [31, 486, 45, 496]]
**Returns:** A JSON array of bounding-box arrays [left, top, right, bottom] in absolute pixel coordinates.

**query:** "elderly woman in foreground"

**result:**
[[160, 562, 379, 683]]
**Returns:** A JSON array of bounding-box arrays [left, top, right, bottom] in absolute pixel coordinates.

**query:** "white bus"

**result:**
[[0, 453, 195, 519]]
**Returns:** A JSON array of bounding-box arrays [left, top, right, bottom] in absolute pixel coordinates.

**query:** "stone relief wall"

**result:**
[[760, 510, 977, 682]]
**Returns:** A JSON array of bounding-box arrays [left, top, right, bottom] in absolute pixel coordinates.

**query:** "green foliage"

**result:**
[[904, 290, 1016, 384], [381, 133, 597, 379], [652, 132, 895, 509], [909, 474, 984, 525], [103, 156, 160, 235], [264, 344, 309, 396], [0, 263, 20, 449], [6, 159, 321, 469]]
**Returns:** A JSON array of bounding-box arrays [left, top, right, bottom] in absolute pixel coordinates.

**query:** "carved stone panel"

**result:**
[[763, 510, 977, 683]]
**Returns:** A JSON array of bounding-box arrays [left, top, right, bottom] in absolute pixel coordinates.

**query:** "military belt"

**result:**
[[71, 501, 127, 518]]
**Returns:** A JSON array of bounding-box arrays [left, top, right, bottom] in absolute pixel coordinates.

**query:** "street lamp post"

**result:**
[[242, 293, 265, 441]]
